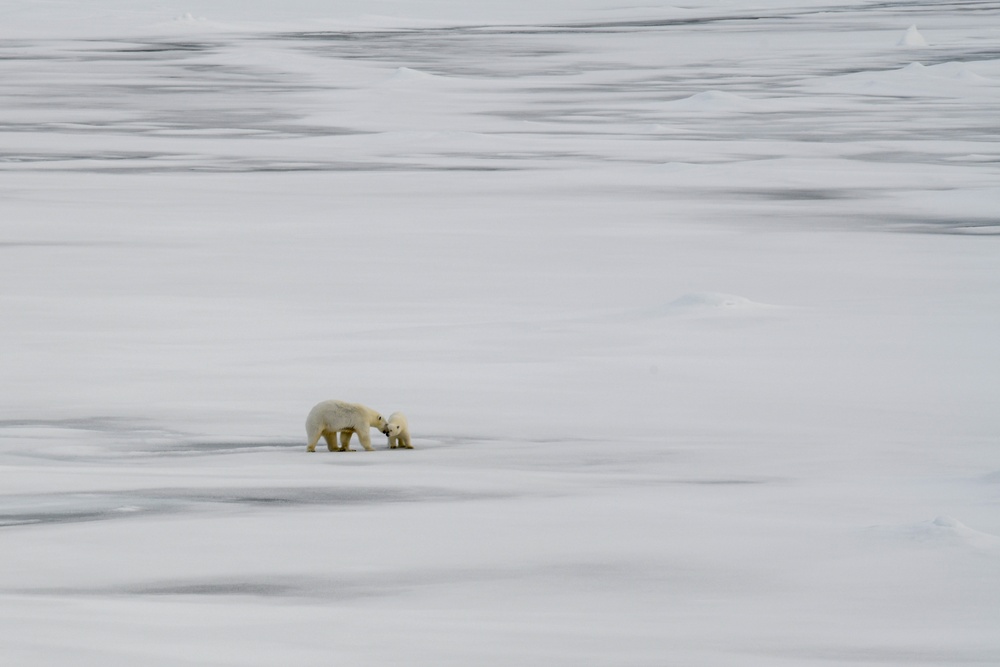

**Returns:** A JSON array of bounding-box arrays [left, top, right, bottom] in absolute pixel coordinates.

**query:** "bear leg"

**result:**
[[323, 431, 338, 452], [357, 429, 375, 451], [306, 429, 323, 453], [338, 430, 356, 452]]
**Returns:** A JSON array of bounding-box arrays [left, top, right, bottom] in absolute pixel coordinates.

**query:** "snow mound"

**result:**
[[639, 292, 779, 319], [665, 90, 761, 112], [876, 516, 1000, 551], [670, 293, 760, 309], [382, 67, 445, 86], [142, 12, 237, 34], [897, 25, 928, 48], [809, 60, 1000, 98], [928, 61, 996, 84], [895, 61, 998, 84]]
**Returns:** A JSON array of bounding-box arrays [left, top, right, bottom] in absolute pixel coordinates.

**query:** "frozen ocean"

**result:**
[[1, 1, 999, 664]]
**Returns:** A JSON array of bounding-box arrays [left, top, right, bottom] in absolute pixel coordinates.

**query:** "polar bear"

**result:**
[[305, 400, 387, 452], [382, 412, 413, 450]]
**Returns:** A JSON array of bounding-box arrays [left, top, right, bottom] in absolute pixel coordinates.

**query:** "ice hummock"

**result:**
[[897, 25, 929, 47]]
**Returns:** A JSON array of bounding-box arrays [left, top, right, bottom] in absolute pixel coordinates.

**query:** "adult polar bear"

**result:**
[[306, 400, 387, 452]]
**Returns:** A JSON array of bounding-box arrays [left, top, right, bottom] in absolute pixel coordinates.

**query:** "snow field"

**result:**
[[1, 1, 1000, 665]]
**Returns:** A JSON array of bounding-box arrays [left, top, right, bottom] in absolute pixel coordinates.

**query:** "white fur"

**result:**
[[305, 400, 387, 452], [382, 412, 413, 450]]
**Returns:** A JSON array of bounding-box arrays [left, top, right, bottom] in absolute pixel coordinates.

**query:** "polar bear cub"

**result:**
[[306, 400, 387, 452], [382, 412, 413, 449]]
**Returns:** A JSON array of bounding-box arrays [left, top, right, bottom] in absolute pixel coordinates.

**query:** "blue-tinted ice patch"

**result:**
[[0, 492, 182, 528]]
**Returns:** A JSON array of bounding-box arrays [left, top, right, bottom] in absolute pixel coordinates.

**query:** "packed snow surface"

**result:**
[[2, 1, 999, 665]]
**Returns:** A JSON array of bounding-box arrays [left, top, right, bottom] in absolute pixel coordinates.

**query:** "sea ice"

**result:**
[[1, 1, 998, 665]]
